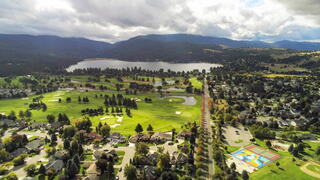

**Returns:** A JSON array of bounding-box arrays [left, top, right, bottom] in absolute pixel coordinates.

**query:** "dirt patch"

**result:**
[[223, 125, 252, 146], [300, 162, 320, 179]]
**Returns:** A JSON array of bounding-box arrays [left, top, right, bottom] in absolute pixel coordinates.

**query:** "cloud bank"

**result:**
[[0, 0, 319, 42]]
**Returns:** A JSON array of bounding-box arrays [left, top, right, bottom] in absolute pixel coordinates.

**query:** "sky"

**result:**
[[0, 0, 320, 43]]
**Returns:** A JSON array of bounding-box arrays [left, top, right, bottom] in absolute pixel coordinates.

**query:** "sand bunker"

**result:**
[[110, 124, 120, 128], [100, 116, 113, 120], [117, 117, 123, 122], [131, 98, 141, 102], [176, 111, 181, 115]]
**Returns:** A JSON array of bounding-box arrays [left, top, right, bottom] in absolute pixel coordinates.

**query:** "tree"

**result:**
[[316, 146, 320, 155], [124, 164, 137, 180], [51, 133, 57, 145], [25, 110, 32, 119], [160, 171, 178, 180], [12, 154, 27, 166], [297, 143, 305, 153], [75, 117, 92, 132], [63, 139, 70, 149], [19, 110, 25, 120], [63, 125, 76, 139], [0, 149, 9, 163], [288, 144, 294, 152], [24, 164, 36, 176], [266, 141, 272, 148], [66, 97, 71, 103], [157, 152, 171, 171], [242, 170, 249, 180], [47, 114, 55, 123], [38, 164, 46, 176], [135, 123, 143, 133], [135, 142, 149, 155], [292, 147, 299, 157], [66, 159, 79, 178], [147, 124, 153, 132], [276, 161, 280, 168], [6, 172, 18, 180], [230, 162, 236, 170], [100, 124, 111, 139]]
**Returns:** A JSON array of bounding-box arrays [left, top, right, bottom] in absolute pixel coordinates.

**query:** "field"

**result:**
[[262, 63, 308, 72], [249, 139, 320, 180], [189, 77, 202, 89], [0, 90, 201, 136]]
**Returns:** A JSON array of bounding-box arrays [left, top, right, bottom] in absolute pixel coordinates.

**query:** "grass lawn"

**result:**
[[116, 150, 125, 165], [249, 139, 320, 180], [0, 90, 201, 136], [306, 164, 320, 173], [84, 154, 94, 161], [226, 145, 241, 153], [189, 77, 202, 89]]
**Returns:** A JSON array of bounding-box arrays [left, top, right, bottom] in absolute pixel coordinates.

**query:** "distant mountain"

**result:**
[[0, 34, 111, 75], [0, 34, 112, 60], [103, 36, 223, 62], [1, 33, 320, 75], [128, 34, 272, 48], [273, 40, 320, 51]]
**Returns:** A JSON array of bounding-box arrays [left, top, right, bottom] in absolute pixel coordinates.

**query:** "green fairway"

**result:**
[[189, 77, 202, 89], [0, 90, 200, 136]]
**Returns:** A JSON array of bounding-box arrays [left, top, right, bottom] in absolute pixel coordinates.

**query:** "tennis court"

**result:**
[[232, 145, 280, 169]]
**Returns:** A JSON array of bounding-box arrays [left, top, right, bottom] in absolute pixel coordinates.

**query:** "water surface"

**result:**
[[67, 59, 222, 72]]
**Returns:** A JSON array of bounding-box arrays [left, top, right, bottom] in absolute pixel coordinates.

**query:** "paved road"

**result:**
[[203, 76, 215, 178], [11, 149, 47, 179]]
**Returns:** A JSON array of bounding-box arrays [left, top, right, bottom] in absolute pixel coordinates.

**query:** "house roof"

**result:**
[[45, 159, 64, 173], [10, 148, 28, 158], [25, 139, 44, 150]]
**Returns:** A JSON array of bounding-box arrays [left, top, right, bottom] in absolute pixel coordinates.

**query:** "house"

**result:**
[[109, 132, 126, 144], [29, 122, 48, 130], [54, 150, 69, 160], [299, 133, 317, 141], [129, 133, 151, 143], [93, 150, 118, 161], [25, 139, 44, 152], [177, 130, 191, 140], [93, 150, 103, 160], [48, 122, 66, 130], [10, 148, 28, 159], [45, 159, 64, 174], [147, 153, 159, 166], [171, 152, 188, 166], [85, 132, 103, 141], [142, 165, 157, 180], [279, 120, 289, 127], [150, 132, 172, 143]]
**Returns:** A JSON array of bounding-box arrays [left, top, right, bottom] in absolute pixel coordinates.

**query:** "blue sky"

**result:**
[[0, 0, 319, 42]]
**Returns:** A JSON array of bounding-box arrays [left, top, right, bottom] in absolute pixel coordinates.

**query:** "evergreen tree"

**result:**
[[135, 123, 143, 133]]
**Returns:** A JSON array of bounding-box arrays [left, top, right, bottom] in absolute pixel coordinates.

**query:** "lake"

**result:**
[[66, 59, 222, 72]]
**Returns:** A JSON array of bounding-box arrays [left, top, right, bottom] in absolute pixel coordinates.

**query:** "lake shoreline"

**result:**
[[67, 59, 222, 72]]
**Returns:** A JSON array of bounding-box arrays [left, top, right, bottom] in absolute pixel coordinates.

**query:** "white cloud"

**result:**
[[0, 0, 319, 42]]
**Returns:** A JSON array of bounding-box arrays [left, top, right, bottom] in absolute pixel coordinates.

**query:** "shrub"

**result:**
[[0, 166, 8, 175], [12, 154, 27, 166]]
